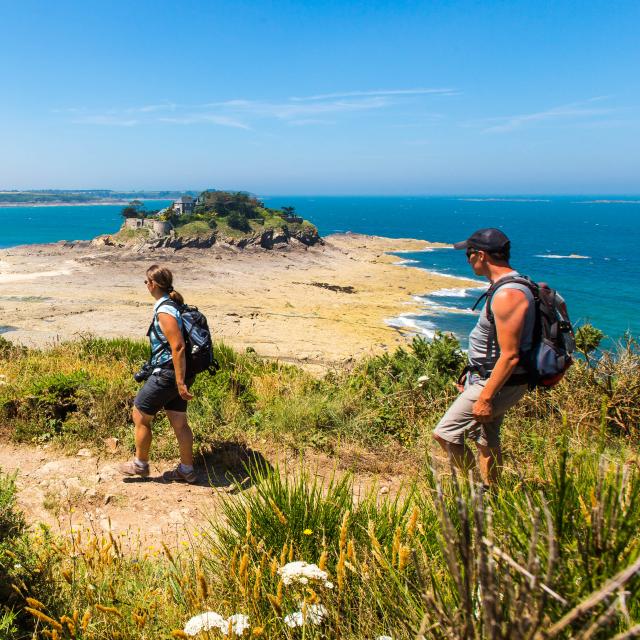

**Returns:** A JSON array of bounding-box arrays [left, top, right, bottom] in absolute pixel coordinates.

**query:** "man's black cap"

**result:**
[[453, 228, 510, 252]]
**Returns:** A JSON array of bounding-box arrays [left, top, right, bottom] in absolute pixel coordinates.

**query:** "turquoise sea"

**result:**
[[2, 196, 639, 343]]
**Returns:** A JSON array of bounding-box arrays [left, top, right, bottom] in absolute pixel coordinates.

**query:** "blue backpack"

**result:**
[[150, 300, 218, 378], [474, 275, 575, 388]]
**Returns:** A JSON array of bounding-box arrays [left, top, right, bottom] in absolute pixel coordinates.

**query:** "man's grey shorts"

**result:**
[[433, 380, 527, 448]]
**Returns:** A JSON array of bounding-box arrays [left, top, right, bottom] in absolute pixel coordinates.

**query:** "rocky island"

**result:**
[[95, 190, 321, 251]]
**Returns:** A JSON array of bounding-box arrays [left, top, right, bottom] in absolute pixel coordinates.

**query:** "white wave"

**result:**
[[574, 199, 640, 205], [385, 314, 436, 339], [393, 258, 420, 266], [458, 197, 550, 203], [430, 287, 472, 298], [535, 254, 590, 260], [393, 246, 436, 254]]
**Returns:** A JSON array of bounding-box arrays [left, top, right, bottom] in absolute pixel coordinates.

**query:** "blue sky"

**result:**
[[1, 0, 639, 194]]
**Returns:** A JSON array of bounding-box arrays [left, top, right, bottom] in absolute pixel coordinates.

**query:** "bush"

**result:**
[[227, 211, 251, 232]]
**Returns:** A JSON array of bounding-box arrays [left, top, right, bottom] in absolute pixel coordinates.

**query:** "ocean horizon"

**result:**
[[2, 196, 639, 343]]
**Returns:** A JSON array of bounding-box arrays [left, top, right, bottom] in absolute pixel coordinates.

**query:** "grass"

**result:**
[[1, 330, 640, 636], [2, 449, 640, 638]]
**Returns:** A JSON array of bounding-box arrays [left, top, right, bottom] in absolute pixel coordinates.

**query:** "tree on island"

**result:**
[[281, 206, 296, 216], [121, 200, 146, 219]]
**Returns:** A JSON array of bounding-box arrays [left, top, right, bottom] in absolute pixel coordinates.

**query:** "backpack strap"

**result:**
[[146, 299, 183, 362], [471, 275, 539, 362]]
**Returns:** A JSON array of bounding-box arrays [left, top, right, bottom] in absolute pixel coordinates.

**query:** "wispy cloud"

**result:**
[[291, 88, 458, 101], [157, 114, 251, 129], [478, 98, 618, 134], [72, 115, 139, 127], [63, 88, 455, 130]]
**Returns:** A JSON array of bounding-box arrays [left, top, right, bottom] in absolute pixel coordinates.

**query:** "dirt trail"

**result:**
[[0, 440, 408, 548]]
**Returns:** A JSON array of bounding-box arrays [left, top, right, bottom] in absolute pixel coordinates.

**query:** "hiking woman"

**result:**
[[119, 264, 197, 483]]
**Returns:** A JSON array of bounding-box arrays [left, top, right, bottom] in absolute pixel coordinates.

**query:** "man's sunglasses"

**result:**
[[466, 248, 479, 259]]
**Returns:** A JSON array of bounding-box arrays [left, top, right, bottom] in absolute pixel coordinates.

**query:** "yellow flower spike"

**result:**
[[279, 543, 287, 567], [25, 597, 46, 610], [347, 539, 356, 564], [270, 557, 278, 577], [303, 528, 313, 536], [407, 506, 420, 538], [253, 567, 262, 599], [245, 506, 252, 539], [318, 550, 328, 571], [171, 631, 189, 639], [392, 526, 402, 567], [95, 604, 122, 617], [227, 619, 233, 637], [266, 594, 282, 616], [51, 629, 59, 640], [398, 545, 411, 571], [276, 579, 284, 606], [73, 610, 79, 624], [252, 627, 265, 636], [161, 541, 175, 563], [198, 571, 209, 601], [268, 498, 287, 525], [288, 543, 294, 562], [339, 511, 350, 551], [81, 609, 91, 631], [24, 608, 63, 631]]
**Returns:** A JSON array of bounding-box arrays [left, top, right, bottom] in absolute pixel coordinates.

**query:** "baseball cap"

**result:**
[[453, 228, 511, 252]]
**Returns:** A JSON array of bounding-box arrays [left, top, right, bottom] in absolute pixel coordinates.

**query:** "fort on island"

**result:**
[[116, 189, 315, 248]]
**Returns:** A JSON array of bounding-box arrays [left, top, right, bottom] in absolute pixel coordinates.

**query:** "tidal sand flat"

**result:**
[[0, 233, 471, 369]]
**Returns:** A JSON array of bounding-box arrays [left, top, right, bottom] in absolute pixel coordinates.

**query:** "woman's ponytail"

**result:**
[[146, 264, 185, 305]]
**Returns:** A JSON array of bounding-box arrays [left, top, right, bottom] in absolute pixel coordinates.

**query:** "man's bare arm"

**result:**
[[472, 288, 528, 422]]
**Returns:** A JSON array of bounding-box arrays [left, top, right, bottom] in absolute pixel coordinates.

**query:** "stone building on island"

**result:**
[[173, 196, 195, 215], [124, 218, 173, 237]]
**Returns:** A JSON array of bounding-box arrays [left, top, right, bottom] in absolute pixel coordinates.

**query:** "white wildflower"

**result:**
[[417, 375, 429, 387], [278, 561, 333, 588], [284, 611, 304, 628], [377, 636, 393, 640], [184, 611, 226, 636], [283, 604, 328, 627], [225, 614, 250, 636]]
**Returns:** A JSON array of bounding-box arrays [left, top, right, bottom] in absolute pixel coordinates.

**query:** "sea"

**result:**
[[2, 196, 639, 345]]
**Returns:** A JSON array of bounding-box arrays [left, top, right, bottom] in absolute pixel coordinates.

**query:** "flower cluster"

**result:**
[[277, 561, 334, 588], [184, 612, 250, 636], [284, 604, 328, 628]]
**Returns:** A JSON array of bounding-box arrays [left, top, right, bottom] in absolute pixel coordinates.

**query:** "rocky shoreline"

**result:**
[[93, 224, 322, 251]]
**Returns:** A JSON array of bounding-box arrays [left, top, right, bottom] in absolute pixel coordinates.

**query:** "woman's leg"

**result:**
[[166, 410, 194, 466], [133, 406, 154, 462]]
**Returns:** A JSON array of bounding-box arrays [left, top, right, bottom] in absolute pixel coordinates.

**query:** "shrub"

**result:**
[[227, 211, 251, 232]]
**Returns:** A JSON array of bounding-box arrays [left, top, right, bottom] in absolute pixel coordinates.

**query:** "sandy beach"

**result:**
[[0, 233, 474, 369]]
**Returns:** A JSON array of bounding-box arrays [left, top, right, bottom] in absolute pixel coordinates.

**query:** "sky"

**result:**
[[1, 0, 639, 194]]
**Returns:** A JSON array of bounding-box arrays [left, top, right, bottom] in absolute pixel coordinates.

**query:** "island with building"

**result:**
[[103, 189, 320, 250]]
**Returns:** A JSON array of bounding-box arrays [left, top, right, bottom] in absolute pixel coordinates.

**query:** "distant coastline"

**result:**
[[0, 200, 134, 208]]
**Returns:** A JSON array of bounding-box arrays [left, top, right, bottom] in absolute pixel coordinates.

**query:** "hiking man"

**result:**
[[119, 265, 198, 484], [433, 228, 535, 487]]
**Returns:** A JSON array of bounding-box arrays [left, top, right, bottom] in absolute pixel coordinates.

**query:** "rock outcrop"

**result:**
[[92, 224, 322, 252]]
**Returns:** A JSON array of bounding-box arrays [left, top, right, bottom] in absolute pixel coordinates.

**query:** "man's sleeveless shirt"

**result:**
[[467, 271, 535, 381]]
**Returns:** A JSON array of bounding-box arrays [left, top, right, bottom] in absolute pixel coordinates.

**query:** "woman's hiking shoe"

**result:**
[[118, 460, 150, 478], [162, 465, 198, 484]]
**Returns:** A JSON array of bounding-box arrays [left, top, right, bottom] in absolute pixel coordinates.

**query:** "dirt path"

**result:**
[[0, 439, 411, 549]]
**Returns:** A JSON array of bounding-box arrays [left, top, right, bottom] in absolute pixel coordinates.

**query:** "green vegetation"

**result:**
[[0, 190, 193, 205], [168, 191, 317, 241], [1, 327, 640, 637]]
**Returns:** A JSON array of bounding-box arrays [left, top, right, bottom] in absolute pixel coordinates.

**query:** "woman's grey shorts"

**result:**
[[433, 380, 527, 448], [134, 369, 194, 416]]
